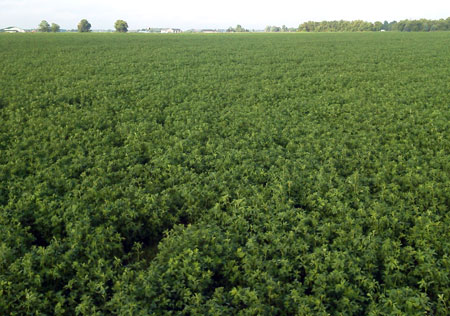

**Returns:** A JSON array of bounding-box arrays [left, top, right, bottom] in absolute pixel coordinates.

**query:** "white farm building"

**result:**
[[160, 28, 182, 33], [1, 26, 26, 33]]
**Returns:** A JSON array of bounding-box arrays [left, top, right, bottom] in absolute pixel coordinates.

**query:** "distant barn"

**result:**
[[1, 26, 26, 33], [161, 28, 182, 34]]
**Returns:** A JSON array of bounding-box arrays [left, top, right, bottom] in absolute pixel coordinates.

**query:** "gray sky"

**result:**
[[1, 0, 449, 30]]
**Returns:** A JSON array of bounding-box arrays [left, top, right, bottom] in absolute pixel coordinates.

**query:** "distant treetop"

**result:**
[[115, 20, 129, 33], [38, 20, 50, 32], [298, 18, 450, 32], [78, 19, 91, 32], [51, 23, 60, 33]]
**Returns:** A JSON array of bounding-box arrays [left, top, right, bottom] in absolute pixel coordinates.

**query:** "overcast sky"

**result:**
[[1, 0, 449, 30]]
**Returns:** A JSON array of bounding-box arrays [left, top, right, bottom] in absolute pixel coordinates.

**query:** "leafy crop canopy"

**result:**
[[0, 32, 449, 315]]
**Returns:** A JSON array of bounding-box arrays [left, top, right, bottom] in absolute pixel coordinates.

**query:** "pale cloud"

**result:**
[[0, 0, 448, 30]]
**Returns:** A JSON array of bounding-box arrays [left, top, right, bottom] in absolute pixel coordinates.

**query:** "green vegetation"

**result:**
[[51, 23, 61, 33], [77, 19, 91, 32], [0, 32, 449, 315], [298, 18, 450, 32], [227, 25, 249, 32], [38, 20, 51, 32], [38, 21, 60, 33], [114, 20, 129, 33]]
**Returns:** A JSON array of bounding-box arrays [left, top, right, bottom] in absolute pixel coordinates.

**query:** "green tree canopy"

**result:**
[[373, 21, 383, 31], [38, 20, 50, 32], [271, 26, 281, 32], [298, 18, 450, 32], [51, 23, 60, 32], [114, 20, 129, 33], [78, 19, 91, 32], [235, 25, 248, 32], [265, 25, 282, 32]]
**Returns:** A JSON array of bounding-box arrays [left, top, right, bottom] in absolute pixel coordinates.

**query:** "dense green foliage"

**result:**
[[114, 20, 129, 33], [38, 20, 51, 33], [77, 19, 91, 33], [0, 32, 449, 315], [51, 23, 61, 33], [299, 18, 450, 32]]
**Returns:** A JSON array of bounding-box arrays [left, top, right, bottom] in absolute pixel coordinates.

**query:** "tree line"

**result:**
[[297, 18, 450, 32], [38, 19, 128, 33], [37, 17, 449, 33], [265, 25, 297, 32]]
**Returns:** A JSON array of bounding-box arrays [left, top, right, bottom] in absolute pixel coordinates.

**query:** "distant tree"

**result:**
[[373, 21, 383, 31], [395, 20, 407, 32], [51, 23, 60, 32], [421, 20, 430, 32], [406, 20, 422, 32], [226, 26, 235, 32], [435, 18, 448, 31], [114, 20, 128, 33], [38, 20, 50, 32], [388, 21, 397, 31], [282, 25, 288, 32], [235, 24, 247, 32], [265, 25, 276, 32], [298, 22, 314, 32], [270, 26, 281, 32], [78, 19, 91, 32]]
